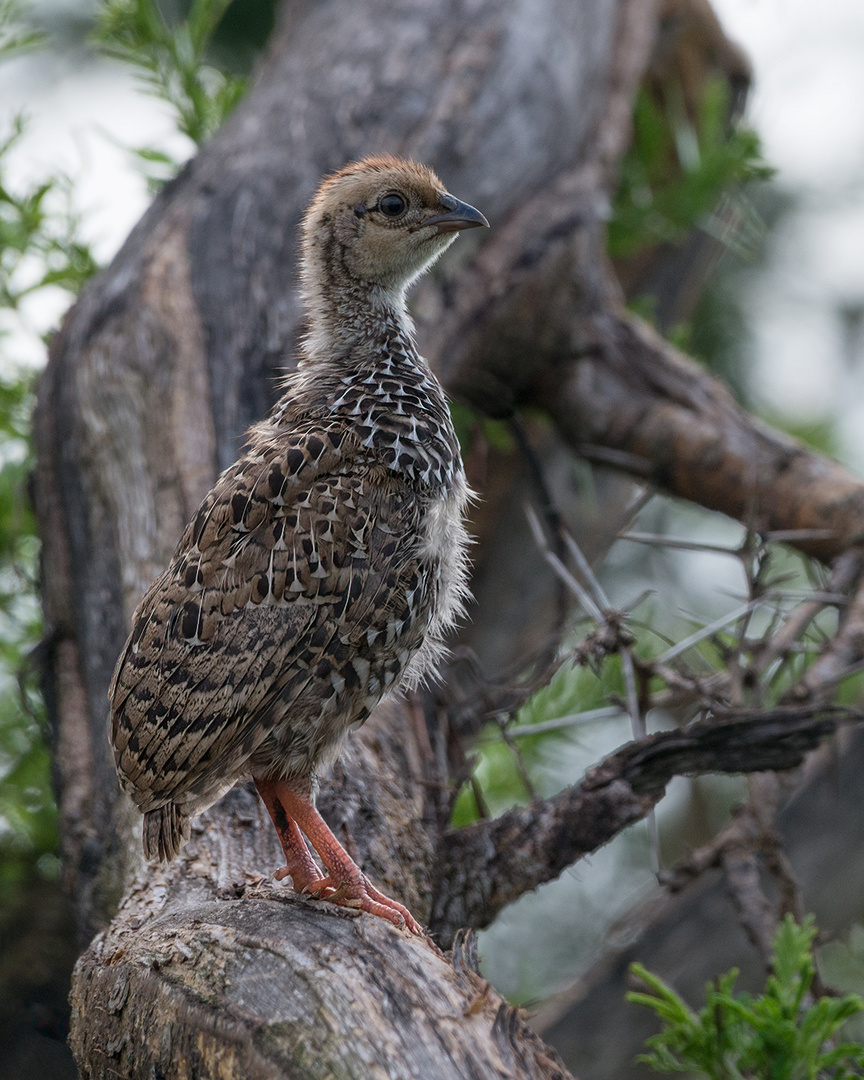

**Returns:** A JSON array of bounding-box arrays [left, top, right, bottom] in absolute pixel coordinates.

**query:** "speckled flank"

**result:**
[[109, 156, 480, 866]]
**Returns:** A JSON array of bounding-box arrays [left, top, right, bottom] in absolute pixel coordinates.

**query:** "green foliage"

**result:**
[[0, 8, 96, 313], [629, 915, 864, 1078], [0, 0, 41, 59], [0, 119, 99, 310], [609, 79, 773, 261], [758, 411, 840, 460], [513, 657, 623, 733], [93, 0, 248, 148], [0, 362, 53, 890], [0, 3, 100, 887], [819, 925, 864, 1045], [451, 657, 627, 827], [211, 0, 276, 60], [665, 278, 751, 401]]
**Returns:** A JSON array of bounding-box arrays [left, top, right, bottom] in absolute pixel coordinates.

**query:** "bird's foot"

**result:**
[[255, 775, 335, 897], [303, 871, 423, 934], [254, 774, 425, 935], [273, 860, 335, 899]]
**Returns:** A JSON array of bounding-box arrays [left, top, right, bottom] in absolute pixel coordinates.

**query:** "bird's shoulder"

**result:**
[[185, 418, 351, 551]]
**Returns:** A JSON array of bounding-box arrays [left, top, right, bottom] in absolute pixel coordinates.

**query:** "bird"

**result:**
[[109, 155, 488, 933]]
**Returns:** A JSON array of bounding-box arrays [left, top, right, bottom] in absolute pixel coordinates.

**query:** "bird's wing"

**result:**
[[109, 422, 421, 809]]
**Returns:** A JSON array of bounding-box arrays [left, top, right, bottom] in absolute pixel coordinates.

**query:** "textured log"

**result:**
[[71, 876, 567, 1079], [541, 315, 864, 560], [67, 742, 570, 1080], [33, 0, 864, 1075]]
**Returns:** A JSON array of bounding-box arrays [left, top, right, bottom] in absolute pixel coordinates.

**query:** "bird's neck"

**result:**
[[272, 251, 452, 452], [300, 259, 417, 371], [270, 261, 460, 490]]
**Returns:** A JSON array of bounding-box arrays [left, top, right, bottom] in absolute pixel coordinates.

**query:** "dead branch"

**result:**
[[787, 562, 864, 702], [658, 773, 804, 967], [429, 705, 848, 939], [32, 0, 864, 1073]]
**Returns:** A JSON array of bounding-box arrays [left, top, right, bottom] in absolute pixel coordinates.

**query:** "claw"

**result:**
[[254, 775, 425, 934]]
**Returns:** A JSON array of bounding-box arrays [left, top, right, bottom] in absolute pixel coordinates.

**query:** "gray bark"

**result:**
[[36, 0, 652, 1075], [33, 0, 864, 1076]]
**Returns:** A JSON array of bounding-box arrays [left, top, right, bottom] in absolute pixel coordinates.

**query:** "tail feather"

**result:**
[[143, 803, 190, 863]]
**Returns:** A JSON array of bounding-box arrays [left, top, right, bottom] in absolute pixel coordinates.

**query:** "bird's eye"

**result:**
[[377, 193, 408, 218]]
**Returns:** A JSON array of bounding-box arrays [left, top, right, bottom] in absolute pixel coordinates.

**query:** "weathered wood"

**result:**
[[430, 706, 842, 940], [34, 0, 864, 1074], [70, 826, 568, 1079], [34, 0, 657, 1074], [67, 726, 571, 1079]]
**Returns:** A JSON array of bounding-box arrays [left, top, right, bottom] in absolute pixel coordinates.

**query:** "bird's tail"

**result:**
[[143, 802, 190, 863]]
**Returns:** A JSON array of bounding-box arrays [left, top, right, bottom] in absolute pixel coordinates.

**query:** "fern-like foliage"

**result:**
[[629, 916, 864, 1078], [93, 0, 247, 147]]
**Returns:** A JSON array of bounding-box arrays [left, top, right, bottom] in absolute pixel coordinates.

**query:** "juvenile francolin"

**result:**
[[109, 156, 488, 932]]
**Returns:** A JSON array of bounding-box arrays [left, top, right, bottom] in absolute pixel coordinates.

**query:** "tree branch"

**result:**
[[430, 707, 846, 940], [541, 315, 864, 562], [787, 561, 864, 700], [428, 198, 864, 562], [71, 884, 572, 1080]]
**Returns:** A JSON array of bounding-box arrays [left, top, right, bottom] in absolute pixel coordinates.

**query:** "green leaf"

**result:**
[[93, 0, 248, 148], [629, 918, 864, 1077], [609, 78, 773, 262]]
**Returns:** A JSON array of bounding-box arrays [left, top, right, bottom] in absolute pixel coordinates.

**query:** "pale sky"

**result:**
[[712, 0, 864, 465]]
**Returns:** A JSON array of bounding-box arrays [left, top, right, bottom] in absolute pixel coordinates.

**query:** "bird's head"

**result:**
[[300, 155, 488, 305]]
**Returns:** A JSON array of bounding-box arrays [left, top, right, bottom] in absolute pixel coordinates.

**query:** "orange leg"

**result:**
[[253, 775, 423, 935], [253, 776, 332, 896]]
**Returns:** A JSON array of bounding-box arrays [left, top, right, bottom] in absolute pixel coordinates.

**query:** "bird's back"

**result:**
[[110, 340, 468, 832]]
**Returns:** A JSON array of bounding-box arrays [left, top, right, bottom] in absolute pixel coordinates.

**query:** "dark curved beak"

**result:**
[[423, 196, 489, 235]]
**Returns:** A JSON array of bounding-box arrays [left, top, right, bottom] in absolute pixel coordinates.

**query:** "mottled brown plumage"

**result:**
[[109, 156, 488, 931]]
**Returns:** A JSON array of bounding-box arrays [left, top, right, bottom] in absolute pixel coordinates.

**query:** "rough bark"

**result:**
[[71, 904, 566, 1080], [32, 0, 864, 1076], [428, 198, 864, 563]]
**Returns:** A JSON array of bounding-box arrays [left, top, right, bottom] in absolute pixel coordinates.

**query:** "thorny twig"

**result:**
[[518, 496, 864, 958], [509, 414, 571, 648], [451, 419, 864, 963], [525, 500, 661, 866], [659, 773, 806, 970]]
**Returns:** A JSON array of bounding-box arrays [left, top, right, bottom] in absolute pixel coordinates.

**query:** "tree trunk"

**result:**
[[33, 0, 864, 1076]]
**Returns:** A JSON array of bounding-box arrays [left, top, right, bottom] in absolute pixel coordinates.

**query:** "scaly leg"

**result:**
[[256, 776, 423, 934], [253, 776, 332, 896]]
